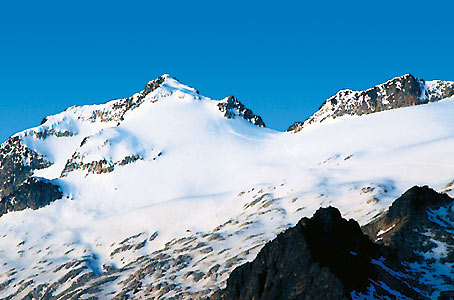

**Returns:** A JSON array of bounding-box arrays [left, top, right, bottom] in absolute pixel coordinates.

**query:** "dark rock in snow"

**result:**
[[213, 187, 454, 299], [212, 207, 379, 299], [363, 185, 453, 251], [0, 177, 62, 217], [363, 186, 454, 297], [0, 136, 62, 217], [218, 96, 265, 127], [0, 136, 51, 198]]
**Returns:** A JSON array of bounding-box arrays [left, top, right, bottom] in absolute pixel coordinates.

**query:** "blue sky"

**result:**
[[1, 0, 453, 142]]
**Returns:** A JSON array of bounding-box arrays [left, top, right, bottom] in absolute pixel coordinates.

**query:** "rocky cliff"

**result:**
[[214, 186, 454, 299]]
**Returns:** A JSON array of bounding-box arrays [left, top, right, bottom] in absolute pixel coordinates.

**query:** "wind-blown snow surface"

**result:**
[[1, 75, 454, 298]]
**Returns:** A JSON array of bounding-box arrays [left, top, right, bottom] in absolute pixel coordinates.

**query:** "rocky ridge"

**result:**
[[211, 186, 454, 300], [214, 186, 454, 299], [363, 186, 454, 298], [217, 96, 265, 127], [288, 74, 454, 132]]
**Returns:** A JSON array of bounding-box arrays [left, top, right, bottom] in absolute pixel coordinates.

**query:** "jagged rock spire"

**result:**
[[217, 96, 265, 127]]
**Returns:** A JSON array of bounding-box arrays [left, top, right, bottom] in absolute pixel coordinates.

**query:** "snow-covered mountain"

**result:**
[[288, 74, 454, 132], [0, 74, 453, 299]]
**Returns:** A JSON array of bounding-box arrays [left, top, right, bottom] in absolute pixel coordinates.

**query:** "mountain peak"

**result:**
[[13, 74, 266, 146], [217, 96, 266, 127], [288, 74, 454, 132]]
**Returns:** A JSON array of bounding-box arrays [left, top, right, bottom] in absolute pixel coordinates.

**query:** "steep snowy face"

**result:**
[[288, 74, 454, 132]]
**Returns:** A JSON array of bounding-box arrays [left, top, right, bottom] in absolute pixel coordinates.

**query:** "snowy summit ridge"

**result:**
[[39, 74, 262, 127]]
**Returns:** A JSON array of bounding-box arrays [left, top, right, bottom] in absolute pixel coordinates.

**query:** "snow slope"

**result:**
[[1, 75, 454, 299]]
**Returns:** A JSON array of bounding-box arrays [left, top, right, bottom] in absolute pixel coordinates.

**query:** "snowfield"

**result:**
[[1, 75, 454, 299]]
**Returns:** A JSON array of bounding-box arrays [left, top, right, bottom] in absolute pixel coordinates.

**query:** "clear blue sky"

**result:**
[[1, 0, 453, 142]]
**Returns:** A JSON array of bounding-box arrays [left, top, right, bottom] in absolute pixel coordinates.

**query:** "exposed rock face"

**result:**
[[212, 207, 417, 300], [421, 79, 454, 102], [24, 129, 74, 140], [363, 185, 452, 249], [218, 96, 265, 127], [61, 154, 146, 176], [211, 207, 364, 300], [363, 186, 454, 298], [288, 74, 454, 132], [0, 136, 51, 196], [214, 186, 454, 300], [0, 136, 62, 217], [0, 177, 62, 216]]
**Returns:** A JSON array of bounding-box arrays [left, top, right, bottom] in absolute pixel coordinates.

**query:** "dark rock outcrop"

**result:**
[[0, 136, 51, 197], [363, 186, 454, 298], [0, 136, 62, 217], [218, 96, 265, 127], [212, 206, 422, 300], [363, 185, 453, 252], [0, 177, 62, 216], [24, 128, 74, 140], [213, 186, 454, 300]]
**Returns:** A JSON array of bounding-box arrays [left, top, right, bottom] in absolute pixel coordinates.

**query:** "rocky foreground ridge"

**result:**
[[214, 186, 454, 300], [288, 74, 454, 132]]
